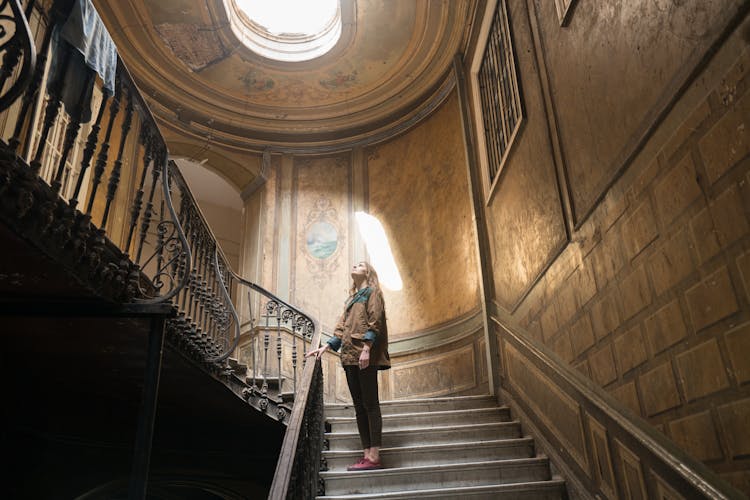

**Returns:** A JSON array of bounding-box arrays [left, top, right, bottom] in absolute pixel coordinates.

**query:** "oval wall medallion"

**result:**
[[306, 220, 338, 259]]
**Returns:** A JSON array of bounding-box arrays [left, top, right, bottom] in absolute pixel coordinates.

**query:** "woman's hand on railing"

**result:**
[[305, 344, 330, 360]]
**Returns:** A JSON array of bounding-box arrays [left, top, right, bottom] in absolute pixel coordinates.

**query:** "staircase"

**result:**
[[318, 395, 566, 499]]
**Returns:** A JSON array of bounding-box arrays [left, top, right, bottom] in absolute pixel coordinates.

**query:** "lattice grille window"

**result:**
[[475, 0, 522, 194]]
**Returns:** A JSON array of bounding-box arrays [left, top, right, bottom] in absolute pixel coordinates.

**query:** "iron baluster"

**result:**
[[100, 89, 133, 227], [206, 266, 215, 342], [292, 322, 298, 396], [276, 312, 282, 397], [86, 78, 121, 214], [249, 290, 257, 388], [70, 92, 109, 207], [125, 128, 153, 251], [196, 239, 207, 338], [262, 310, 270, 397], [177, 203, 192, 312], [29, 80, 62, 175], [153, 198, 165, 293], [134, 152, 162, 263]]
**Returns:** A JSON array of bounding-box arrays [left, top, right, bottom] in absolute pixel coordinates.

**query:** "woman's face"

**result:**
[[351, 262, 368, 280]]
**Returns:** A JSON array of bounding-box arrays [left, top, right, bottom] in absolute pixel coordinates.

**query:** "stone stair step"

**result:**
[[324, 395, 498, 418], [326, 421, 523, 450], [316, 478, 566, 500], [323, 437, 535, 471], [320, 457, 552, 496], [327, 407, 511, 433]]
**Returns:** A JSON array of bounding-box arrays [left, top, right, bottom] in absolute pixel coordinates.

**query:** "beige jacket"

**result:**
[[330, 287, 391, 369]]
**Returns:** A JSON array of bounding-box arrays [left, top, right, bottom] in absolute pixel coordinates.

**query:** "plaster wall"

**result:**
[[195, 200, 242, 270], [468, 0, 750, 491], [366, 92, 481, 337], [240, 91, 484, 399]]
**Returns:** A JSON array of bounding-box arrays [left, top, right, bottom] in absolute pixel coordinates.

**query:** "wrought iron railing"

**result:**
[[0, 0, 320, 372], [1, 0, 191, 305], [214, 255, 319, 414]]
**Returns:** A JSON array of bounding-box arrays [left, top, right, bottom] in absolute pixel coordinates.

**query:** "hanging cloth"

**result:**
[[47, 0, 117, 123]]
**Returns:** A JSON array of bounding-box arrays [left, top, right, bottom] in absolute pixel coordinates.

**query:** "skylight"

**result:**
[[231, 0, 342, 62], [355, 212, 403, 291], [236, 0, 338, 36]]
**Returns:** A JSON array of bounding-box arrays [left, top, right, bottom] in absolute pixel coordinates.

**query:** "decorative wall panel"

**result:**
[[531, 0, 746, 224], [292, 155, 351, 333], [616, 439, 649, 500], [504, 342, 588, 471], [588, 416, 616, 498], [391, 343, 476, 399]]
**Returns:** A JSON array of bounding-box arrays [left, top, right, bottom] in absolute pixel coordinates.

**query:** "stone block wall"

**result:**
[[466, 0, 750, 492], [510, 26, 750, 494]]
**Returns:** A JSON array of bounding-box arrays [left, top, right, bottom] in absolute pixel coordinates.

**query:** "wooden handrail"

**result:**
[[493, 317, 744, 499], [267, 319, 322, 500]]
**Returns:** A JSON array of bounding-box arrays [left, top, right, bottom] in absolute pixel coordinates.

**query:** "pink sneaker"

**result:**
[[347, 458, 383, 471], [346, 458, 366, 471]]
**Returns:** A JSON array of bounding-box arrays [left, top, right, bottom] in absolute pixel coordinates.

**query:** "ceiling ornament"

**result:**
[[154, 23, 230, 72]]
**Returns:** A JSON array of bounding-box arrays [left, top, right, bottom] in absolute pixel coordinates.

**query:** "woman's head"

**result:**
[[350, 261, 379, 294]]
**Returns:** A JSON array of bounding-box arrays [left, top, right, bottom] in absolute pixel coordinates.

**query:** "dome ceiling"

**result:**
[[93, 0, 477, 159]]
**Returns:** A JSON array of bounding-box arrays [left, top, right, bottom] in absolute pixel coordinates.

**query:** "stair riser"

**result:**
[[316, 483, 565, 500], [322, 461, 551, 495], [328, 409, 510, 433], [323, 441, 534, 470], [325, 399, 499, 417], [326, 423, 522, 450]]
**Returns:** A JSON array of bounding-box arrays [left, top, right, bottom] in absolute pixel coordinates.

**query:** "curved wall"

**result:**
[[239, 89, 486, 398]]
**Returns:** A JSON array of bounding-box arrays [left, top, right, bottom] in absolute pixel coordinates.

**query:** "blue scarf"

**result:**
[[345, 287, 371, 311]]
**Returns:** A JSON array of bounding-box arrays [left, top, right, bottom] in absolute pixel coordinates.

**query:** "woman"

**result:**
[[307, 261, 390, 471]]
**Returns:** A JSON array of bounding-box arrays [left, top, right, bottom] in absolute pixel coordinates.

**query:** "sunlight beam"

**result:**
[[355, 212, 403, 291]]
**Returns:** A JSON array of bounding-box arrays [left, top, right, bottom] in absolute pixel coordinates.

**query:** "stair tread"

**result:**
[[320, 456, 549, 478], [326, 407, 509, 423], [326, 420, 521, 438], [325, 394, 496, 409], [316, 478, 566, 499], [323, 437, 534, 457]]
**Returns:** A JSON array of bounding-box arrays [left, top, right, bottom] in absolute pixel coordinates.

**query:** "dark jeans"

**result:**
[[344, 365, 382, 449]]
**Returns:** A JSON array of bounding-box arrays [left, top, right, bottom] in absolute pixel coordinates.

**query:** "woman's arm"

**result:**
[[306, 311, 346, 359]]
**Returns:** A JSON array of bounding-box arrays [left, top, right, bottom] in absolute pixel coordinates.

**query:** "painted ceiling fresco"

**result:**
[[93, 0, 475, 157]]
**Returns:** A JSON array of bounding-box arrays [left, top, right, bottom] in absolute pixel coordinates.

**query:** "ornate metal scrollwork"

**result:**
[[0, 0, 36, 113], [134, 162, 191, 304], [265, 299, 280, 319]]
